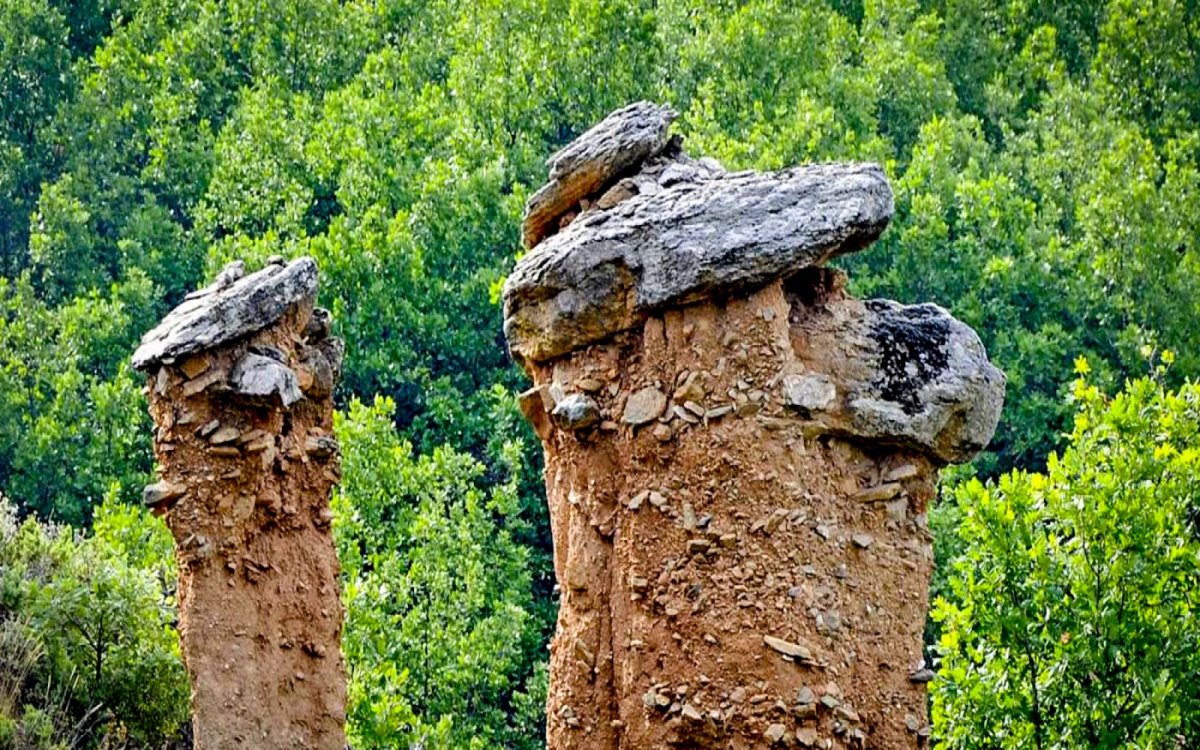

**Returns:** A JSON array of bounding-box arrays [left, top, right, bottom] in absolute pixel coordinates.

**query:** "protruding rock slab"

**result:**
[[783, 281, 1005, 464], [132, 258, 318, 370], [134, 257, 347, 750], [504, 163, 894, 364], [522, 101, 676, 250]]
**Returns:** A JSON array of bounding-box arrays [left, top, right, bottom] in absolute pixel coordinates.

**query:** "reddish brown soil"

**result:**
[[526, 277, 935, 749], [144, 301, 346, 750]]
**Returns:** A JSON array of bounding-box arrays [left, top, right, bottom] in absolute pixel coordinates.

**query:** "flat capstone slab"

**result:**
[[132, 258, 318, 371], [504, 163, 893, 364]]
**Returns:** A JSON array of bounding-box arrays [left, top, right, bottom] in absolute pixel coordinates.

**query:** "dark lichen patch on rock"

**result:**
[[865, 302, 953, 415]]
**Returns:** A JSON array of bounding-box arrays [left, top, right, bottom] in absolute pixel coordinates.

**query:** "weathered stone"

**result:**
[[576, 378, 604, 393], [143, 480, 186, 508], [622, 386, 666, 426], [209, 425, 240, 445], [179, 354, 211, 380], [303, 307, 332, 341], [503, 163, 893, 364], [297, 349, 335, 399], [763, 634, 814, 661], [782, 373, 837, 413], [132, 258, 317, 370], [886, 463, 920, 481], [788, 295, 1005, 464], [522, 102, 676, 250], [305, 435, 338, 461], [229, 352, 302, 408], [551, 393, 601, 431], [855, 482, 903, 502], [765, 724, 787, 744]]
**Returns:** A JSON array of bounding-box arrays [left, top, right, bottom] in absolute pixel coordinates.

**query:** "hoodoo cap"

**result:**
[[503, 103, 894, 366], [132, 258, 318, 371]]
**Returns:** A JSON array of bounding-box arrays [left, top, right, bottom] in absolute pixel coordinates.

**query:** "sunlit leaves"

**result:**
[[933, 377, 1200, 747]]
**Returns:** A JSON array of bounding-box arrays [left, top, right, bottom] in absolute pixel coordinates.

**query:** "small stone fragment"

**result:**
[[551, 393, 601, 431], [622, 386, 667, 426], [909, 668, 935, 683], [305, 435, 338, 461], [209, 426, 240, 445], [886, 464, 920, 481], [854, 482, 902, 502], [179, 354, 210, 380], [687, 538, 711, 555], [763, 634, 813, 662], [143, 481, 186, 508], [230, 352, 302, 408], [764, 723, 787, 744], [704, 405, 733, 421], [782, 374, 837, 412], [576, 378, 604, 393]]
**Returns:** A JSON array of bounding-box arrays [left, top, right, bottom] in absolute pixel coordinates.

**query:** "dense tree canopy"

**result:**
[[0, 0, 1197, 746]]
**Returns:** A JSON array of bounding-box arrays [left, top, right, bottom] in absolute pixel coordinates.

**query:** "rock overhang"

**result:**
[[132, 257, 318, 371], [503, 101, 1005, 465]]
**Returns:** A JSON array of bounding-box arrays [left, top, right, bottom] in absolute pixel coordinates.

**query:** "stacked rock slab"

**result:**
[[132, 257, 347, 750], [503, 103, 1005, 749]]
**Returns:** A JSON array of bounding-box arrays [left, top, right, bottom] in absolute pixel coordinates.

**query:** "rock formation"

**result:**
[[133, 257, 347, 749], [503, 103, 1005, 749]]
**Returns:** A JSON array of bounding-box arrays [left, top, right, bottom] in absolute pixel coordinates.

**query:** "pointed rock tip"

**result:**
[[522, 101, 677, 250]]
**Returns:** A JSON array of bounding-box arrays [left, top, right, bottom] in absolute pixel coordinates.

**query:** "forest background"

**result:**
[[1, 0, 1199, 747]]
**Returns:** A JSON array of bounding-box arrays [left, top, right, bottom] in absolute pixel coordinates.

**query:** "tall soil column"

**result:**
[[132, 257, 347, 749], [503, 103, 1006, 749]]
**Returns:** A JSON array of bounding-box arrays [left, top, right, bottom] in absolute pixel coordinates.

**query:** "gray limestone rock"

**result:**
[[550, 393, 601, 431], [522, 101, 676, 250], [143, 480, 186, 508], [503, 162, 894, 364], [132, 258, 318, 370], [785, 297, 1006, 464], [782, 374, 837, 413], [229, 352, 303, 408], [621, 386, 667, 426]]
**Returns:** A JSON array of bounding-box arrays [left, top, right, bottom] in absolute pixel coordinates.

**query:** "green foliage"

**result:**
[[932, 366, 1200, 747], [333, 397, 546, 749], [0, 274, 154, 526], [0, 493, 188, 748]]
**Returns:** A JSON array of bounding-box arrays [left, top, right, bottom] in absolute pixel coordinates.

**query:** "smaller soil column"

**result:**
[[503, 104, 1006, 749], [132, 257, 347, 750]]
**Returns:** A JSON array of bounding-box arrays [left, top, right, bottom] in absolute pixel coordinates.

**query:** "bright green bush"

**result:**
[[932, 361, 1200, 747], [0, 492, 188, 748], [333, 397, 547, 749]]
